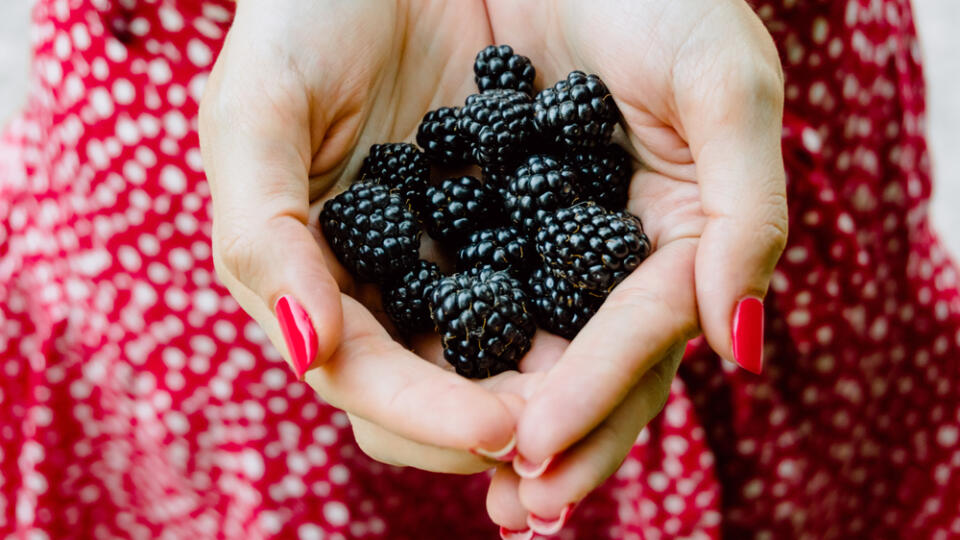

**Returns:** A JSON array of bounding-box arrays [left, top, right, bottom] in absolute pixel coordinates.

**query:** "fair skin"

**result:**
[[199, 0, 786, 532]]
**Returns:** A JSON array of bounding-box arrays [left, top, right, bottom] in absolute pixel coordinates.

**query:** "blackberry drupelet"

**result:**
[[473, 44, 536, 96], [358, 143, 430, 208], [430, 268, 536, 378], [320, 182, 421, 284], [505, 154, 578, 232], [457, 226, 535, 276], [566, 143, 633, 210], [526, 266, 604, 339], [459, 89, 535, 169], [534, 71, 620, 148], [382, 260, 442, 335], [536, 202, 651, 292], [423, 176, 499, 246], [415, 107, 473, 166]]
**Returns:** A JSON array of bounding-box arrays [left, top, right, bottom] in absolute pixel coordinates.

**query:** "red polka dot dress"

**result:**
[[1, 0, 957, 538]]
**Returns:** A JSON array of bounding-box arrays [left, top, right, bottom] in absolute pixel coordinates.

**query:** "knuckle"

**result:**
[[605, 284, 670, 316], [352, 423, 404, 468], [735, 63, 784, 107], [757, 191, 790, 255], [213, 229, 261, 285]]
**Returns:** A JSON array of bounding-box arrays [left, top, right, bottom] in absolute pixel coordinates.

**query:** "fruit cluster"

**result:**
[[320, 45, 652, 379]]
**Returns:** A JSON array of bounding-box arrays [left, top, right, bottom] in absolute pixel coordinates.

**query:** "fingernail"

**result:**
[[512, 454, 553, 479], [275, 295, 317, 380], [471, 434, 518, 461], [499, 526, 533, 540], [732, 296, 764, 374], [527, 503, 574, 536]]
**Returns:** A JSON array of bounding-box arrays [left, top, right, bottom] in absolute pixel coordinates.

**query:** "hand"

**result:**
[[482, 0, 788, 532], [199, 0, 527, 472]]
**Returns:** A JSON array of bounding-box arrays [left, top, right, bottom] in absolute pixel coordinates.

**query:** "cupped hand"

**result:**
[[483, 0, 788, 532], [199, 0, 531, 473]]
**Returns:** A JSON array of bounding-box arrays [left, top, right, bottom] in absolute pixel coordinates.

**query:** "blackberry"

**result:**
[[474, 45, 536, 96], [481, 165, 514, 206], [382, 260, 442, 335], [358, 143, 430, 208], [536, 202, 651, 292], [505, 154, 578, 232], [457, 226, 535, 276], [534, 71, 620, 148], [415, 107, 473, 166], [430, 268, 536, 378], [459, 89, 535, 169], [423, 176, 499, 246], [565, 143, 633, 210], [320, 182, 420, 284], [526, 266, 604, 339]]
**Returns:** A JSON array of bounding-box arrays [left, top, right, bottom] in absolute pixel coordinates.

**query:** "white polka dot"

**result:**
[[323, 501, 349, 526], [938, 426, 958, 447], [313, 426, 337, 446], [148, 59, 173, 85], [242, 449, 265, 480], [163, 111, 188, 138], [90, 88, 114, 117], [164, 411, 189, 435], [743, 478, 764, 499], [298, 524, 324, 540], [159, 6, 185, 32], [160, 165, 187, 193], [187, 39, 213, 66], [663, 494, 685, 514], [113, 79, 136, 105]]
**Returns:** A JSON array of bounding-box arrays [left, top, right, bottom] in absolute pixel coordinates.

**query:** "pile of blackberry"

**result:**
[[321, 45, 652, 379]]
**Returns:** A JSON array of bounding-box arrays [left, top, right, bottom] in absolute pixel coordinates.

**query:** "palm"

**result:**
[[304, 1, 493, 199], [484, 0, 725, 256], [299, 2, 564, 388]]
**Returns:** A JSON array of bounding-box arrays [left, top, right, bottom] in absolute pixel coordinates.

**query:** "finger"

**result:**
[[349, 414, 492, 474], [199, 44, 342, 378], [305, 296, 518, 455], [517, 350, 683, 530], [673, 10, 788, 373], [515, 238, 698, 468], [486, 466, 533, 538]]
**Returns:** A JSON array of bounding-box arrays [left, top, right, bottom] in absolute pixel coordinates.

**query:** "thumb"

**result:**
[[680, 48, 788, 373], [199, 48, 343, 379]]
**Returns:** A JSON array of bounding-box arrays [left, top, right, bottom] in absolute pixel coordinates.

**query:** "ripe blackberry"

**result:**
[[565, 143, 633, 210], [423, 176, 499, 246], [415, 107, 473, 166], [430, 268, 536, 378], [536, 202, 651, 292], [457, 226, 535, 276], [358, 143, 430, 208], [526, 266, 604, 339], [382, 260, 442, 335], [320, 182, 420, 284], [505, 154, 578, 232], [534, 71, 620, 148], [459, 89, 535, 169], [474, 45, 536, 96]]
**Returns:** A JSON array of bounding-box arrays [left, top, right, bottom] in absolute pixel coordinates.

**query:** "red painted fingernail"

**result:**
[[471, 434, 518, 462], [499, 526, 533, 540], [732, 296, 764, 374], [527, 504, 574, 536], [275, 295, 317, 380], [512, 454, 553, 479]]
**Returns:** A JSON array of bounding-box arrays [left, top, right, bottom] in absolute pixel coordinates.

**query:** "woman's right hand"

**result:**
[[199, 0, 527, 473]]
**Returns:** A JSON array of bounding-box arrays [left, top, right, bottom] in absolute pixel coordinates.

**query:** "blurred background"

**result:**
[[1, 1, 958, 256]]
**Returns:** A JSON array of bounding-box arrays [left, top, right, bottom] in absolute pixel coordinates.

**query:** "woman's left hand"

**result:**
[[482, 0, 789, 533]]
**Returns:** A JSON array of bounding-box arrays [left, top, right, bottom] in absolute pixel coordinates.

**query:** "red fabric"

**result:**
[[1, 0, 958, 538]]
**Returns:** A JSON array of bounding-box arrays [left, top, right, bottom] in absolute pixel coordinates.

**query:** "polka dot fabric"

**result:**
[[0, 0, 957, 538]]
